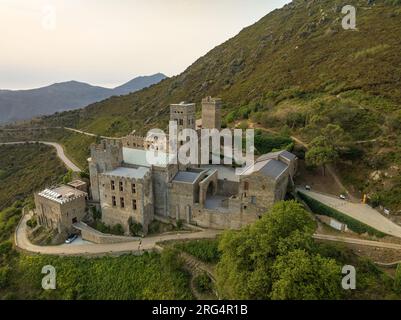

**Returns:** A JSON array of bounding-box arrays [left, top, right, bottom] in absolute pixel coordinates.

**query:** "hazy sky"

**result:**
[[1, 0, 289, 90]]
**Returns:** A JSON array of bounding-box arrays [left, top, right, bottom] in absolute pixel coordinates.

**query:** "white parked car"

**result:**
[[305, 185, 311, 191], [340, 194, 347, 200]]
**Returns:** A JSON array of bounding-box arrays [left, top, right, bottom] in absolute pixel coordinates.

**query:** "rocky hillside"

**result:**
[[22, 0, 400, 135], [3, 0, 401, 209]]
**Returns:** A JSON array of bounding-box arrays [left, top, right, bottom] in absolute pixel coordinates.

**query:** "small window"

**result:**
[[251, 196, 256, 205], [111, 180, 115, 191], [244, 181, 249, 191], [119, 181, 124, 192], [112, 196, 116, 207], [120, 197, 125, 208], [132, 199, 137, 211], [179, 119, 184, 126], [132, 183, 136, 194]]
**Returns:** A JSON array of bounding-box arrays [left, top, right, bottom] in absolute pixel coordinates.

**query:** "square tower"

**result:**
[[202, 96, 222, 130], [170, 102, 196, 132]]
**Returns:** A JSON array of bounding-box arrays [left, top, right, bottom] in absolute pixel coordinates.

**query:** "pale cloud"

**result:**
[[0, 0, 289, 89]]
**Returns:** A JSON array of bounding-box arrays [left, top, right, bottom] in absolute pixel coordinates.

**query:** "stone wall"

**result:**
[[191, 206, 259, 230], [217, 179, 239, 197], [76, 222, 137, 244]]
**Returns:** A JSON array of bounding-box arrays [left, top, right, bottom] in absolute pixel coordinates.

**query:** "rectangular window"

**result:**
[[112, 196, 116, 207], [251, 196, 256, 205], [119, 181, 124, 192], [179, 119, 184, 126], [132, 183, 136, 194], [120, 197, 125, 208], [111, 180, 115, 191], [132, 199, 137, 211]]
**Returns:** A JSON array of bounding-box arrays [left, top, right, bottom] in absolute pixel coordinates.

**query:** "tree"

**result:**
[[306, 145, 338, 176], [321, 124, 348, 150], [216, 201, 322, 299], [91, 206, 101, 221], [271, 249, 342, 300], [62, 170, 73, 184]]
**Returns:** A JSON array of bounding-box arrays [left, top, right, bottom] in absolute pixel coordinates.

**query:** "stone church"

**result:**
[[88, 97, 298, 234]]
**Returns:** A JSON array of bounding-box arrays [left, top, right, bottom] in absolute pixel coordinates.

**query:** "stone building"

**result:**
[[88, 97, 298, 234], [34, 185, 88, 234], [201, 96, 222, 130], [170, 102, 196, 132]]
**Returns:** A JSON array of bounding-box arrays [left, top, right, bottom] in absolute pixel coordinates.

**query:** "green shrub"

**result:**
[[175, 239, 220, 264], [394, 264, 401, 293], [0, 241, 13, 256], [111, 224, 125, 236], [91, 206, 101, 221], [254, 132, 293, 155], [194, 273, 213, 293], [0, 266, 11, 289], [176, 219, 184, 230], [128, 218, 143, 237], [26, 217, 37, 229], [298, 192, 386, 238]]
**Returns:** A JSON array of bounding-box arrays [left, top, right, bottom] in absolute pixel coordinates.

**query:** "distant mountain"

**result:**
[[113, 73, 167, 96], [0, 73, 167, 124]]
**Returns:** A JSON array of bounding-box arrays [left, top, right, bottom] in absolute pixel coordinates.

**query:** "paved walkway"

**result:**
[[15, 213, 221, 256], [0, 141, 81, 172], [299, 189, 401, 238]]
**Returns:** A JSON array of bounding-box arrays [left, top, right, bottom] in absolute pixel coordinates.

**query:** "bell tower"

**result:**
[[201, 96, 222, 130]]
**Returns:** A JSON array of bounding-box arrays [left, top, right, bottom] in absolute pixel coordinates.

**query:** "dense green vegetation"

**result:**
[[215, 201, 397, 300], [254, 130, 294, 155], [1, 0, 401, 300], [4, 0, 400, 209], [0, 144, 67, 210], [174, 239, 221, 264], [4, 252, 192, 300], [298, 191, 386, 237], [0, 145, 192, 300], [193, 273, 214, 294], [0, 129, 94, 170]]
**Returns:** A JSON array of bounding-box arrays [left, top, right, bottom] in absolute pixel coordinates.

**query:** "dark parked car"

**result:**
[[65, 234, 78, 244]]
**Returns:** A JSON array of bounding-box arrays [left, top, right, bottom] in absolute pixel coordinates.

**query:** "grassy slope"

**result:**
[[0, 129, 96, 170], [0, 144, 67, 210], [0, 146, 192, 300], [7, 253, 192, 300], [3, 0, 401, 207], [27, 0, 401, 136]]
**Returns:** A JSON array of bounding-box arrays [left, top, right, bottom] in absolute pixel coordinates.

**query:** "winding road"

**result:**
[[15, 213, 221, 256], [0, 141, 81, 172], [299, 189, 401, 238]]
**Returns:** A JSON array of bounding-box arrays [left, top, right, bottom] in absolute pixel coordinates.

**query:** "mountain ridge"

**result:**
[[3, 0, 401, 210], [0, 73, 167, 124]]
